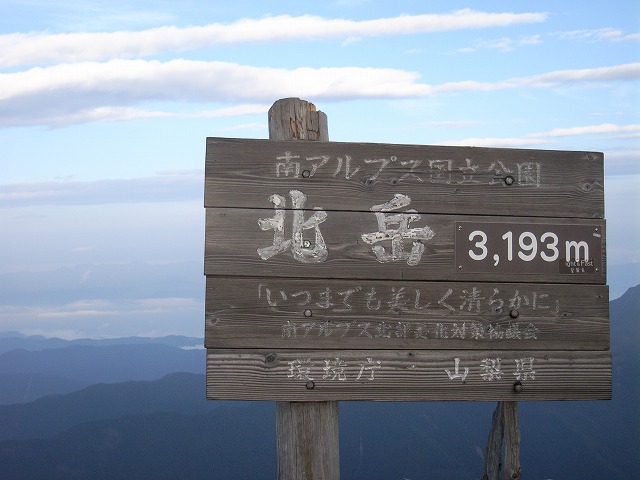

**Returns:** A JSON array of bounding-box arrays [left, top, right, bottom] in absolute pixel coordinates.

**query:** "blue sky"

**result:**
[[1, 0, 638, 339]]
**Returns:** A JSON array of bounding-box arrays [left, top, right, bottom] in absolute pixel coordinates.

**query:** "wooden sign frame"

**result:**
[[204, 137, 610, 402]]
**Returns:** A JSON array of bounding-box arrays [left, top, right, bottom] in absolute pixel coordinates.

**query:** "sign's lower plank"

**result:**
[[206, 349, 611, 402], [205, 209, 606, 284], [205, 277, 609, 350]]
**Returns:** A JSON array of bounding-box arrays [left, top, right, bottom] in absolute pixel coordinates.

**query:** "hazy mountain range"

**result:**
[[0, 284, 638, 479]]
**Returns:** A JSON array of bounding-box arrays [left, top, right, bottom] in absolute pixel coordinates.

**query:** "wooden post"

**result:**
[[503, 402, 521, 480], [483, 402, 504, 480], [483, 401, 521, 480], [269, 98, 340, 480]]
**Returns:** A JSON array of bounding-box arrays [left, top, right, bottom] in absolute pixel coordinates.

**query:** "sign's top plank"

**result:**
[[205, 137, 604, 219]]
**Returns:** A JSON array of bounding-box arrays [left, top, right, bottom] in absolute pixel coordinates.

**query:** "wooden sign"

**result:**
[[204, 137, 611, 402]]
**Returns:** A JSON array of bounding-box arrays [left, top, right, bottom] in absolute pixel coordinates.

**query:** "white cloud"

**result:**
[[217, 122, 265, 132], [438, 137, 550, 148], [510, 63, 640, 87], [0, 10, 548, 67], [196, 104, 270, 118], [531, 124, 640, 138], [461, 34, 543, 53], [554, 28, 640, 43], [438, 123, 640, 149], [0, 296, 202, 339], [47, 107, 174, 128], [419, 120, 486, 128], [0, 174, 203, 207], [1, 60, 637, 128]]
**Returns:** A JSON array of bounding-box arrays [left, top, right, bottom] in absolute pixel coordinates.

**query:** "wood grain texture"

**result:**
[[206, 349, 612, 401], [205, 277, 609, 350], [204, 209, 606, 284], [268, 98, 329, 142], [503, 401, 521, 480], [483, 402, 504, 480], [205, 137, 604, 218], [276, 401, 339, 480]]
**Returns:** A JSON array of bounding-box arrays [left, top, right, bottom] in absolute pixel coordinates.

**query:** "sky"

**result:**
[[1, 0, 638, 339]]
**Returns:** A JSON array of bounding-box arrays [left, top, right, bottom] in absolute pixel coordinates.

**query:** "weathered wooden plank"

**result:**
[[205, 278, 609, 350], [206, 349, 612, 401], [204, 138, 604, 218], [204, 209, 606, 284]]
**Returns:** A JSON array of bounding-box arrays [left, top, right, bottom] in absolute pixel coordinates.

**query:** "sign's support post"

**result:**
[[483, 401, 521, 480], [503, 401, 521, 480], [269, 97, 340, 480]]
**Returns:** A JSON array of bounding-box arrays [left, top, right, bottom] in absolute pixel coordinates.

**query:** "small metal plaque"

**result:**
[[455, 222, 603, 275]]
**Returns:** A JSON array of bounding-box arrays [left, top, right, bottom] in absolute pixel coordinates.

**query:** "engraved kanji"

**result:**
[[387, 286, 410, 312], [356, 357, 382, 381], [323, 358, 347, 381], [276, 152, 301, 177], [487, 160, 514, 184], [459, 158, 481, 184], [445, 358, 469, 381], [480, 358, 503, 381], [287, 358, 314, 380], [514, 357, 536, 381], [257, 190, 328, 263], [517, 162, 541, 187], [428, 159, 453, 184], [361, 194, 435, 266], [459, 287, 485, 312], [282, 321, 298, 338]]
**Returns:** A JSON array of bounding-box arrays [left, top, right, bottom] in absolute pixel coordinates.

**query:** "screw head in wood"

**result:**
[[302, 169, 311, 178], [509, 309, 520, 319], [303, 240, 312, 248], [504, 175, 515, 186], [304, 309, 313, 317], [306, 381, 315, 390], [513, 381, 523, 393]]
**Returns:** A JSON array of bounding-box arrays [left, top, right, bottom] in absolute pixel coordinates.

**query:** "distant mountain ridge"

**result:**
[[0, 373, 215, 441], [0, 332, 203, 354], [0, 338, 204, 404]]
